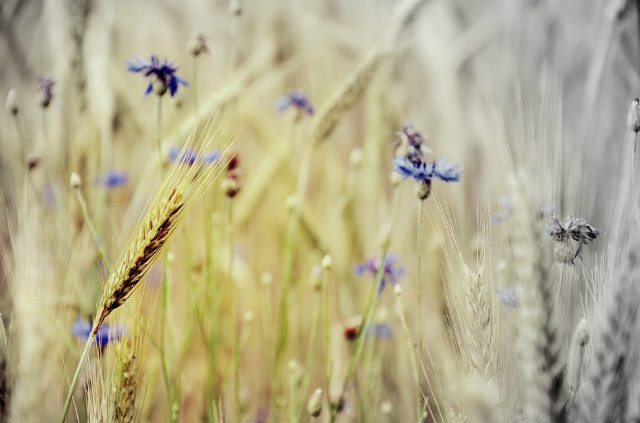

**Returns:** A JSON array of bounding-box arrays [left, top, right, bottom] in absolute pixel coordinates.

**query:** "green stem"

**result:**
[[416, 199, 424, 375], [74, 187, 111, 273], [228, 199, 242, 421], [157, 96, 164, 172], [60, 330, 97, 423]]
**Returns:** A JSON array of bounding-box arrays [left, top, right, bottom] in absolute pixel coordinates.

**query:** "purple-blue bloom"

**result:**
[[71, 317, 126, 347], [355, 254, 405, 293], [94, 170, 128, 189], [496, 287, 518, 310], [433, 157, 463, 182], [38, 76, 55, 108], [127, 56, 188, 97], [393, 156, 462, 183], [169, 147, 222, 166], [275, 90, 314, 115]]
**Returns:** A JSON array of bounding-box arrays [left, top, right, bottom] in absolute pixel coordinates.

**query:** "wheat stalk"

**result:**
[[60, 120, 232, 423], [578, 233, 640, 423]]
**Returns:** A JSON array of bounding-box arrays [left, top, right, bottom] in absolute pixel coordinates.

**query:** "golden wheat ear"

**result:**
[[61, 118, 233, 423]]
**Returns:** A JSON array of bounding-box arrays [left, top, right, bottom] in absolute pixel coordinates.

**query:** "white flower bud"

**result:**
[[349, 148, 363, 168], [394, 284, 402, 296], [307, 388, 323, 418], [242, 309, 255, 323], [260, 271, 273, 286], [6, 89, 18, 115], [70, 172, 82, 189], [321, 254, 332, 270]]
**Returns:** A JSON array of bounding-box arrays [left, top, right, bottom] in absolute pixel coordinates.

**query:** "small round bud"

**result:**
[[390, 171, 403, 187], [222, 178, 240, 198], [394, 284, 402, 296], [70, 172, 82, 189], [243, 309, 255, 323], [260, 271, 273, 286], [321, 254, 332, 270], [380, 400, 393, 415], [6, 89, 18, 115], [187, 33, 209, 57], [167, 251, 176, 264], [307, 388, 323, 418], [415, 180, 431, 200], [628, 98, 640, 133], [349, 148, 363, 168]]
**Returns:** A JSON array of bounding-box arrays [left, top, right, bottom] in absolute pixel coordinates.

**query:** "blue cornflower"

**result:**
[[275, 90, 314, 116], [71, 317, 126, 348], [393, 156, 462, 183], [367, 323, 393, 340], [169, 147, 222, 166], [127, 56, 188, 97], [94, 170, 128, 189], [495, 287, 518, 310], [354, 254, 405, 293], [38, 76, 55, 108]]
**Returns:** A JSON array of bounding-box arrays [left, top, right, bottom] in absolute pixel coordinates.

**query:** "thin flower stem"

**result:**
[[395, 294, 426, 422], [60, 330, 97, 423], [329, 187, 400, 423], [193, 56, 199, 115], [227, 198, 242, 422], [323, 265, 333, 413], [294, 280, 322, 421], [157, 96, 164, 172], [416, 199, 425, 418], [273, 137, 313, 412], [73, 186, 111, 273]]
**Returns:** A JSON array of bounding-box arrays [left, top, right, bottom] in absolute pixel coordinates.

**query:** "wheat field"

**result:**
[[0, 0, 638, 422]]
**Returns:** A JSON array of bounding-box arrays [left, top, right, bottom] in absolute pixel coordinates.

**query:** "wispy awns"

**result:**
[[275, 90, 314, 116], [168, 146, 221, 166], [127, 56, 188, 97], [547, 216, 601, 264], [354, 254, 405, 293]]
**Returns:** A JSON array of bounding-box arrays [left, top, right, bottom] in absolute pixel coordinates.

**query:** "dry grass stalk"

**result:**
[[310, 0, 426, 145], [578, 232, 640, 423], [61, 120, 233, 423], [509, 175, 552, 422], [310, 48, 390, 144]]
